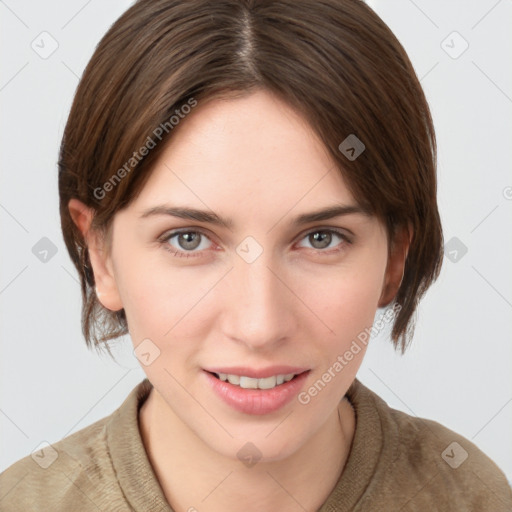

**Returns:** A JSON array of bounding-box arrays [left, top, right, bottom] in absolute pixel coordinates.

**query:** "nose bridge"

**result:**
[[222, 249, 293, 348]]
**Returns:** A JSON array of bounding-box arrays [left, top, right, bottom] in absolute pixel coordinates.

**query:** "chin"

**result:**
[[199, 422, 309, 465]]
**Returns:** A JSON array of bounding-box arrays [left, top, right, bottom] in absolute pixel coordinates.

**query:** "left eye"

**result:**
[[298, 230, 347, 250]]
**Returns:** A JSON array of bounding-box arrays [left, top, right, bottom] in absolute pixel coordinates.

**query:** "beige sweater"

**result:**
[[1, 377, 511, 511]]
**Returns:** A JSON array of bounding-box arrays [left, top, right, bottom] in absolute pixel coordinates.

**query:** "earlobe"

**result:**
[[68, 198, 124, 312], [378, 224, 412, 308]]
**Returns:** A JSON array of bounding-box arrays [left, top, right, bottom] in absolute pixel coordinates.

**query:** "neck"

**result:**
[[139, 389, 355, 512]]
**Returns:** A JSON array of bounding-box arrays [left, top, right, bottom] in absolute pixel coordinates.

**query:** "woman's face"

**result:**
[[93, 90, 395, 461]]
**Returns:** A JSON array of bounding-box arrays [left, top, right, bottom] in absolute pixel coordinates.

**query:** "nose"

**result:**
[[219, 252, 296, 351]]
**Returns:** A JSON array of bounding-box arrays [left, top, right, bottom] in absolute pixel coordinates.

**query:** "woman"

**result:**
[[1, 0, 511, 510]]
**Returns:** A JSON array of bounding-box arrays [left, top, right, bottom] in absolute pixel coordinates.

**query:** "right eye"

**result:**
[[160, 229, 214, 257]]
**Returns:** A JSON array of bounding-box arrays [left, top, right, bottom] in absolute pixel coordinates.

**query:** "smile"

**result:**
[[204, 368, 311, 415], [213, 372, 298, 390]]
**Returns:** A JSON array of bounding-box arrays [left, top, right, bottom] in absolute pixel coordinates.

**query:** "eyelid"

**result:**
[[159, 227, 215, 243], [158, 227, 217, 257], [295, 226, 353, 243], [294, 227, 352, 251]]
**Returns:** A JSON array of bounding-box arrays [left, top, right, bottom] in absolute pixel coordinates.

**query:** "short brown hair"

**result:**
[[58, 0, 443, 355]]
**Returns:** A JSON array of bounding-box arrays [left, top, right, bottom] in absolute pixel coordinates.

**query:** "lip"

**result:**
[[203, 369, 311, 415], [204, 365, 310, 379]]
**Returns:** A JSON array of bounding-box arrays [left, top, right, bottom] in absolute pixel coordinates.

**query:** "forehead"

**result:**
[[131, 90, 361, 216]]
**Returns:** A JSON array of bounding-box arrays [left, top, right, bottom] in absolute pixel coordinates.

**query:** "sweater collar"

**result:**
[[107, 378, 173, 511], [318, 377, 391, 511]]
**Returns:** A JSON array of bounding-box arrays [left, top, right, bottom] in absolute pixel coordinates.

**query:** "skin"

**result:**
[[69, 89, 410, 512]]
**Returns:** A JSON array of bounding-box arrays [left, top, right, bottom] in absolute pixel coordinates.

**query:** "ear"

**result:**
[[378, 223, 412, 308], [68, 198, 123, 311]]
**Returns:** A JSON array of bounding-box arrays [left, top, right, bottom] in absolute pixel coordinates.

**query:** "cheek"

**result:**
[[296, 257, 386, 338], [113, 250, 218, 344]]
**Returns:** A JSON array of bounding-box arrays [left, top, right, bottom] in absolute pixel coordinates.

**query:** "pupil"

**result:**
[[311, 231, 331, 249], [179, 232, 201, 250]]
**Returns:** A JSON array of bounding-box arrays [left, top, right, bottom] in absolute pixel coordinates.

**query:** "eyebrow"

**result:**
[[139, 203, 372, 229]]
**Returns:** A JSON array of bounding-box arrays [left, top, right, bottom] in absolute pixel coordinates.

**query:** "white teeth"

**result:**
[[226, 374, 240, 385], [215, 372, 298, 389], [258, 376, 277, 390], [239, 376, 259, 389]]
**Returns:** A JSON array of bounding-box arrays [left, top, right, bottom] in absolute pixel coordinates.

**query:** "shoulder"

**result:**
[[363, 383, 512, 510], [0, 404, 130, 511]]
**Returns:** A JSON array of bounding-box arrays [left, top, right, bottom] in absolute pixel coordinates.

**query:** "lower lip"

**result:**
[[204, 370, 310, 415]]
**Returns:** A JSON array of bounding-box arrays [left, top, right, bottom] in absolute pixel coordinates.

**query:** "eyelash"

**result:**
[[158, 228, 352, 258]]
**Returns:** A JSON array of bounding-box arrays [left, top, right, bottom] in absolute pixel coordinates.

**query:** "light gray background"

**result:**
[[1, 0, 511, 486]]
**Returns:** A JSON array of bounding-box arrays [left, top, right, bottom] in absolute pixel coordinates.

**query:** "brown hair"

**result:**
[[58, 0, 443, 356]]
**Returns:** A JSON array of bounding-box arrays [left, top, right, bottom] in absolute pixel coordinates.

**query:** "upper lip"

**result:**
[[204, 366, 310, 379]]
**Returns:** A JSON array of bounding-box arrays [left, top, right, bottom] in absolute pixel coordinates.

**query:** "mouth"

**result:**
[[207, 371, 305, 390], [203, 368, 311, 415]]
